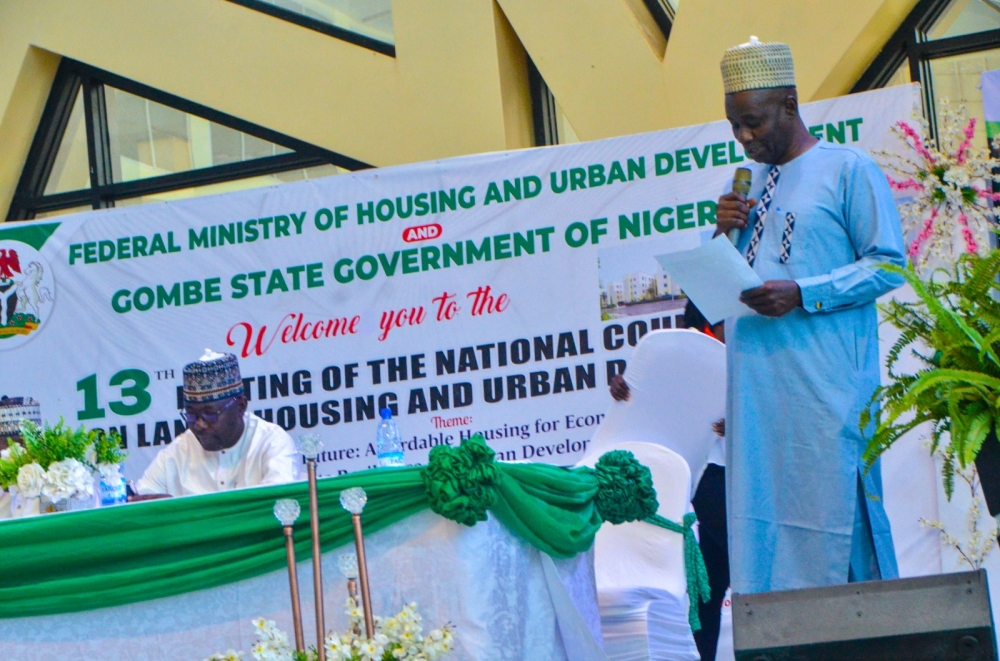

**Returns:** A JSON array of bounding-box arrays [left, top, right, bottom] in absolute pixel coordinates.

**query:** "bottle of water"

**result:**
[[376, 408, 404, 467], [98, 465, 128, 506]]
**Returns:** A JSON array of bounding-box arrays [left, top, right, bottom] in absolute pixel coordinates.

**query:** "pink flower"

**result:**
[[908, 208, 938, 259], [955, 118, 977, 165], [897, 121, 936, 164], [957, 213, 979, 254], [973, 186, 1000, 202], [888, 176, 924, 192]]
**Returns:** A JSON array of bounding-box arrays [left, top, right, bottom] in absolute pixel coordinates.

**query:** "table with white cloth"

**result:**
[[0, 510, 601, 661], [0, 443, 637, 661]]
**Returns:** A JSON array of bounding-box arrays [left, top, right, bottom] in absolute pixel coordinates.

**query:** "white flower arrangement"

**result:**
[[206, 600, 455, 661], [0, 419, 127, 513], [876, 99, 1000, 273], [40, 457, 94, 503], [205, 652, 244, 661]]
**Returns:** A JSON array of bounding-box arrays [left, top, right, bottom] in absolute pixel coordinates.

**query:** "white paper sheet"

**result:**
[[655, 236, 762, 324]]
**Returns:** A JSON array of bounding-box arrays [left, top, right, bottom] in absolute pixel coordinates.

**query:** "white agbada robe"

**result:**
[[137, 413, 299, 496]]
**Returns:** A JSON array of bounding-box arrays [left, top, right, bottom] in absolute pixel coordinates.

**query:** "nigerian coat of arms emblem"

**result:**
[[0, 240, 54, 349]]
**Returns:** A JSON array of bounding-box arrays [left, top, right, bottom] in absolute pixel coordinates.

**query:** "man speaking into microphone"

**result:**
[[715, 37, 906, 594]]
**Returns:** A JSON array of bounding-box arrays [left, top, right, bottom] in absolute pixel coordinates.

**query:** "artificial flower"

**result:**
[[16, 462, 45, 499], [41, 458, 93, 503]]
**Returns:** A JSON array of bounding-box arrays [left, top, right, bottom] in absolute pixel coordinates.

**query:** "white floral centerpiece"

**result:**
[[0, 418, 126, 514], [205, 599, 455, 661], [877, 99, 1000, 273]]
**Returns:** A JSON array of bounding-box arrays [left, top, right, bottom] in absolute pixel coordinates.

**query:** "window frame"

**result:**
[[225, 0, 395, 57], [852, 0, 1000, 139], [528, 57, 560, 147], [7, 58, 369, 221], [642, 0, 675, 42]]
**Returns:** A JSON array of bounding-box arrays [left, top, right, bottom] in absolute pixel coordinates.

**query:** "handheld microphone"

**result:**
[[728, 167, 752, 245]]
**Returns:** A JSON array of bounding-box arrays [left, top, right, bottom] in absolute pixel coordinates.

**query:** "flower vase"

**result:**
[[975, 428, 1000, 517], [10, 491, 40, 518], [41, 492, 95, 513]]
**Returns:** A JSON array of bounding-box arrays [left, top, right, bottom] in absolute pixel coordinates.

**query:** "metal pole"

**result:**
[[283, 525, 305, 653], [307, 459, 326, 661], [347, 578, 360, 637], [351, 512, 375, 639]]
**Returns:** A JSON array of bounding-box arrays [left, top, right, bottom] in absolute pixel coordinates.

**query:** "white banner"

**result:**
[[0, 85, 920, 480]]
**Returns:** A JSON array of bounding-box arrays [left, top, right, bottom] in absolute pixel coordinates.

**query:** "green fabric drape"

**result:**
[[0, 468, 428, 618], [426, 437, 709, 632], [0, 435, 707, 626], [646, 513, 712, 631]]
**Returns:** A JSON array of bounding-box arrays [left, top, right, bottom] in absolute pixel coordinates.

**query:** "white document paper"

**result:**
[[655, 236, 763, 324]]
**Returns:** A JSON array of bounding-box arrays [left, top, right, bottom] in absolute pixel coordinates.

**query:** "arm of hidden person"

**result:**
[[260, 430, 301, 485], [609, 374, 630, 401], [795, 155, 907, 314]]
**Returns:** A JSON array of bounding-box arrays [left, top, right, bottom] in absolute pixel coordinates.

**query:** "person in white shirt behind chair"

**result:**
[[134, 350, 299, 499]]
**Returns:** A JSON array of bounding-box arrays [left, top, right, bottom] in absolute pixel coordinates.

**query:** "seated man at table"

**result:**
[[135, 350, 299, 498]]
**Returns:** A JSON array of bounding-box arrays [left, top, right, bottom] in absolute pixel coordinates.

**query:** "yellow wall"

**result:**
[[662, 0, 920, 128], [0, 0, 921, 219]]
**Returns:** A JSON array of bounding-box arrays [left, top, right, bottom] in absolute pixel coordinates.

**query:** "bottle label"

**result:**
[[378, 452, 405, 467], [99, 475, 128, 506]]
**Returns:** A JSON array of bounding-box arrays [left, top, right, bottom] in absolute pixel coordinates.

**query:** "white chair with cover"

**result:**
[[579, 441, 699, 661], [589, 329, 726, 499]]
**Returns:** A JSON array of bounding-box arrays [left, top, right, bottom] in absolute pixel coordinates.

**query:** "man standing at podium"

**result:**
[[714, 37, 906, 593]]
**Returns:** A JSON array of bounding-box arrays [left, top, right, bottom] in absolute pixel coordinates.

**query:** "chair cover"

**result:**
[[579, 442, 698, 661], [590, 329, 726, 498]]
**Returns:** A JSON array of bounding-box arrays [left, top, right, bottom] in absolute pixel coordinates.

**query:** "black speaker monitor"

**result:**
[[733, 570, 997, 661]]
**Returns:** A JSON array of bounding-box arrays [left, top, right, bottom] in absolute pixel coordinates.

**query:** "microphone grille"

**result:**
[[732, 167, 752, 196]]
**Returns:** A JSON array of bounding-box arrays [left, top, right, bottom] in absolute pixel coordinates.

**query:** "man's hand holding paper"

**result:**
[[655, 236, 764, 325], [739, 280, 802, 317]]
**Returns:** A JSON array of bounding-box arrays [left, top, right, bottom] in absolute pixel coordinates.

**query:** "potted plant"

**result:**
[[863, 251, 1000, 512], [865, 99, 1000, 511], [0, 418, 123, 515]]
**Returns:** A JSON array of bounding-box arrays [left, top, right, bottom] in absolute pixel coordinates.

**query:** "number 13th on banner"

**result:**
[[76, 370, 152, 420]]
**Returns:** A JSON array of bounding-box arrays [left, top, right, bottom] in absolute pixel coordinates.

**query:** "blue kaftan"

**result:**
[[727, 141, 905, 594]]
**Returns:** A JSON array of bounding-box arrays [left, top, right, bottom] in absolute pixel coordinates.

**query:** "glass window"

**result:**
[[929, 48, 1000, 149], [555, 100, 580, 145], [8, 60, 363, 221], [884, 62, 913, 88], [114, 164, 346, 207], [105, 87, 293, 183], [43, 89, 90, 194], [33, 205, 93, 219], [254, 0, 393, 45], [928, 0, 1000, 40]]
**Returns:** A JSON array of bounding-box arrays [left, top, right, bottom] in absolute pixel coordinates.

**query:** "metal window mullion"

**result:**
[[82, 77, 114, 209], [5, 65, 82, 220], [920, 56, 940, 143], [541, 84, 559, 146]]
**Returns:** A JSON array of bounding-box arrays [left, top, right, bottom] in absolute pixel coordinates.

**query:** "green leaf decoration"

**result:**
[[866, 252, 1000, 498]]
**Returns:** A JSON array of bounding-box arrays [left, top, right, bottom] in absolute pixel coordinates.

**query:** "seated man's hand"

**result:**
[[609, 374, 630, 402], [740, 280, 802, 317], [127, 493, 171, 502]]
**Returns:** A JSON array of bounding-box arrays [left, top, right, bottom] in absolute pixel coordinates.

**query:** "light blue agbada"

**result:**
[[727, 141, 905, 594]]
